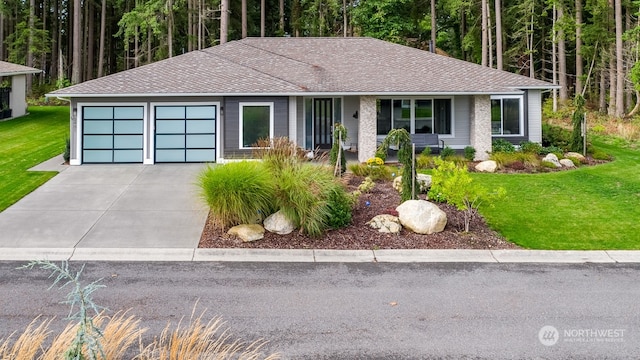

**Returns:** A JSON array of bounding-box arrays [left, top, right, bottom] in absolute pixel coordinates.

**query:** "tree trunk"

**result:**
[[528, 6, 535, 78], [430, 0, 436, 52], [241, 0, 247, 38], [167, 0, 173, 57], [609, 48, 616, 116], [187, 0, 193, 51], [575, 0, 583, 96], [261, 0, 265, 37], [27, 0, 35, 93], [147, 26, 152, 64], [615, 0, 624, 118], [599, 60, 607, 113], [487, 2, 493, 68], [494, 0, 503, 70], [481, 0, 488, 66], [281, 0, 285, 34], [343, 0, 347, 37], [0, 13, 4, 59], [51, 0, 59, 80], [220, 0, 228, 43], [552, 4, 558, 112], [97, 0, 106, 77], [557, 5, 568, 102], [72, 0, 81, 84], [85, 2, 94, 81]]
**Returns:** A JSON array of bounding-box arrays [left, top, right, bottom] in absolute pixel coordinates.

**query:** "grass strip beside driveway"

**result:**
[[0, 106, 69, 212], [476, 141, 640, 249]]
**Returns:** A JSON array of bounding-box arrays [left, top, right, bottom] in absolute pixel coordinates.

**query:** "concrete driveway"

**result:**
[[0, 157, 208, 249]]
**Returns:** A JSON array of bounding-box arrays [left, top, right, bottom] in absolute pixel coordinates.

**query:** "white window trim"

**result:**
[[76, 102, 148, 165], [151, 101, 221, 164], [239, 102, 274, 149], [376, 97, 455, 137], [490, 95, 524, 137]]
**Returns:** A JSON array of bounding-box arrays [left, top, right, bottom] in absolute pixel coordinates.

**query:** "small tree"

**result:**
[[429, 158, 506, 232], [377, 128, 417, 201], [569, 94, 586, 153]]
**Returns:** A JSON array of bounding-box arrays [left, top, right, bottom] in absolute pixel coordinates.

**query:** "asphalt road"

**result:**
[[1, 261, 638, 359]]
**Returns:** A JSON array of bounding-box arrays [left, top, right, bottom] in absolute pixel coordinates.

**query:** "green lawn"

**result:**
[[475, 141, 640, 249], [0, 106, 69, 212]]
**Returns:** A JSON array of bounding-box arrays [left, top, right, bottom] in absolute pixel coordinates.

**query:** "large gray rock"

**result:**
[[367, 214, 402, 234], [392, 174, 432, 193], [542, 153, 562, 168], [559, 158, 576, 168], [475, 160, 498, 173], [396, 200, 447, 235], [227, 224, 265, 242], [263, 210, 296, 235]]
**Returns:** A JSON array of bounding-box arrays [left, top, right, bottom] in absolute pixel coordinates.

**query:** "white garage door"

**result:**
[[82, 106, 144, 163], [155, 105, 216, 163]]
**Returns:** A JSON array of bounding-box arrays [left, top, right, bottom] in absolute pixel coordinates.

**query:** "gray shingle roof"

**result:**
[[50, 37, 555, 97], [0, 61, 41, 76]]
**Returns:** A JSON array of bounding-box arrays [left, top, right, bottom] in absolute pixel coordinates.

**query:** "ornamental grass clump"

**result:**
[[198, 161, 276, 228]]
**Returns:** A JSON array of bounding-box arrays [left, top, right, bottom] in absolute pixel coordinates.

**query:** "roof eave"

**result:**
[[0, 70, 43, 77]]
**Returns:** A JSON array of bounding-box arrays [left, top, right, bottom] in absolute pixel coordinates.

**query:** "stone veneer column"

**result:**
[[358, 95, 377, 163], [469, 95, 492, 161]]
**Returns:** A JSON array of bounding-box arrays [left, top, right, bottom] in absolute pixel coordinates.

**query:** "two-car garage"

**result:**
[[80, 103, 218, 164]]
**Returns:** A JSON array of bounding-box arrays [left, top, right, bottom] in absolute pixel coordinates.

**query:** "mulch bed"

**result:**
[[198, 174, 519, 250]]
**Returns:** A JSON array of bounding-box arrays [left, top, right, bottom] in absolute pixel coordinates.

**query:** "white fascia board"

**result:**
[[46, 90, 530, 98], [0, 70, 42, 76]]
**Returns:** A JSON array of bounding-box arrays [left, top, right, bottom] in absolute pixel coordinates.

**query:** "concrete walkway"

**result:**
[[2, 156, 640, 263]]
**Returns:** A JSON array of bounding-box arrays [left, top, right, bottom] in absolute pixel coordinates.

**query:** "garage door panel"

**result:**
[[84, 150, 113, 163], [114, 120, 143, 134], [156, 149, 185, 162], [84, 135, 113, 149], [114, 150, 143, 163], [186, 106, 216, 119], [114, 135, 143, 149], [156, 120, 185, 134], [84, 107, 114, 119], [186, 119, 215, 133], [156, 134, 185, 148], [84, 120, 113, 134], [114, 107, 144, 119], [156, 106, 185, 119], [186, 134, 215, 148], [186, 149, 215, 162]]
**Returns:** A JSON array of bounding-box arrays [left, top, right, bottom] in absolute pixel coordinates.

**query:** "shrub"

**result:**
[[357, 176, 375, 193], [542, 123, 571, 149], [508, 161, 525, 170], [428, 158, 506, 232], [326, 187, 353, 229], [274, 163, 347, 236], [347, 163, 393, 181], [375, 147, 388, 162], [416, 154, 435, 169], [540, 145, 564, 155], [591, 149, 612, 161], [519, 141, 543, 154], [492, 139, 516, 153], [463, 146, 476, 161], [514, 152, 540, 168], [489, 152, 518, 169], [63, 136, 71, 163], [378, 129, 417, 201], [198, 162, 275, 228], [421, 146, 432, 156], [253, 137, 308, 173], [541, 160, 558, 169], [440, 146, 456, 159]]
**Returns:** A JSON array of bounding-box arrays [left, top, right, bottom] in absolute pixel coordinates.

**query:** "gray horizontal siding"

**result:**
[[223, 96, 289, 158]]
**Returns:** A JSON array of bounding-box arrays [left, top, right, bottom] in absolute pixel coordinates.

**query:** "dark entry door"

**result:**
[[314, 98, 333, 149]]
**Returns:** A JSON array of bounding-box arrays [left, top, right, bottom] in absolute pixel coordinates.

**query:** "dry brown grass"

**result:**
[[0, 311, 278, 360]]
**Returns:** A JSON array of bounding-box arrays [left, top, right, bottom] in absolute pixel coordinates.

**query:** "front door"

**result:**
[[314, 98, 333, 149]]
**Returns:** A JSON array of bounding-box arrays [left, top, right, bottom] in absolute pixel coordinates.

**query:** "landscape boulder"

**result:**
[[227, 224, 265, 242], [559, 159, 576, 168], [367, 214, 402, 234], [565, 152, 586, 162], [392, 174, 432, 193], [542, 153, 562, 168], [396, 200, 447, 235], [263, 210, 296, 235], [475, 160, 498, 173]]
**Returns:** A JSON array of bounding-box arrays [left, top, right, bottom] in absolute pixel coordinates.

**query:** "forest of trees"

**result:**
[[1, 0, 639, 117]]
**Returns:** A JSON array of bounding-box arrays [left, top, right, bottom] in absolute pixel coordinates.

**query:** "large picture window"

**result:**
[[377, 98, 452, 136], [240, 103, 273, 148], [491, 96, 523, 136]]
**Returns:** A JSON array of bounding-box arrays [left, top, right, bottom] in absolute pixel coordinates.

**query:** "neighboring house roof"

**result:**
[[0, 61, 42, 76], [49, 37, 555, 98]]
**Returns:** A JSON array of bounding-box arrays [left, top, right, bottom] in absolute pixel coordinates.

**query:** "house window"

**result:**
[[240, 103, 273, 148], [491, 96, 523, 136], [377, 98, 452, 135]]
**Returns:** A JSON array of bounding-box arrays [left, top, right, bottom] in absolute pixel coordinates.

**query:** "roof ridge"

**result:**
[[200, 44, 311, 91]]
